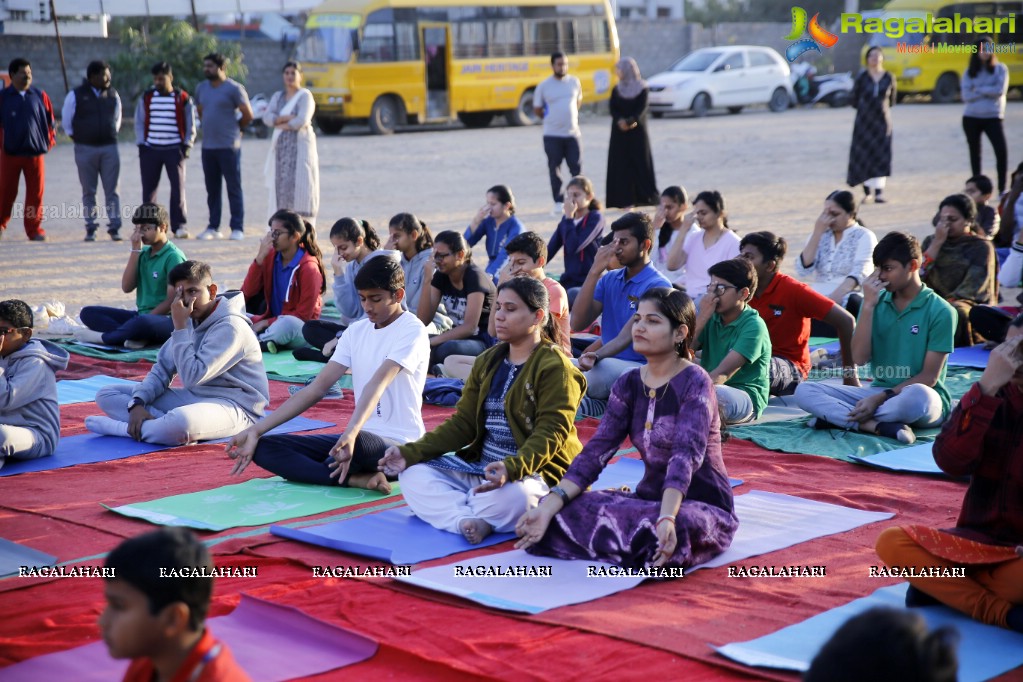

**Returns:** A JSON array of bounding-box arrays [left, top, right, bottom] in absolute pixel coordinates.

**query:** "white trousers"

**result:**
[[0, 424, 49, 462], [96, 384, 254, 446], [399, 463, 550, 534], [258, 315, 307, 349]]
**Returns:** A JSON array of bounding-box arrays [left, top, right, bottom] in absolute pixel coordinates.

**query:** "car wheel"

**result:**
[[768, 87, 790, 112], [691, 92, 711, 117], [827, 92, 850, 108], [651, 111, 664, 119], [932, 73, 959, 104], [369, 96, 402, 135], [505, 90, 539, 126], [727, 106, 743, 114]]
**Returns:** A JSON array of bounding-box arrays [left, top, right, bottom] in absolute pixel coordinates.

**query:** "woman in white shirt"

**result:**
[[796, 190, 877, 334], [666, 190, 740, 298], [650, 185, 691, 284]]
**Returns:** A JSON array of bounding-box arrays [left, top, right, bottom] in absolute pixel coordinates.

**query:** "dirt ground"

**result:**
[[0, 101, 1020, 317]]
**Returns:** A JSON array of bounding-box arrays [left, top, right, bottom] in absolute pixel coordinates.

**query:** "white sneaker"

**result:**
[[123, 339, 148, 350], [197, 229, 223, 241], [229, 230, 245, 241], [174, 228, 190, 239], [73, 328, 106, 344], [85, 415, 130, 438], [551, 202, 564, 216]]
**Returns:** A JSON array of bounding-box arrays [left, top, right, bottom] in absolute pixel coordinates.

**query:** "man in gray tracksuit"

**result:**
[[86, 260, 270, 445]]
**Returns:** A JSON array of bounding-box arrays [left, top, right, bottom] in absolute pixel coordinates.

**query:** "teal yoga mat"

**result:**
[[716, 583, 1023, 681], [55, 340, 160, 363], [262, 351, 335, 384], [106, 476, 401, 531], [56, 375, 136, 405]]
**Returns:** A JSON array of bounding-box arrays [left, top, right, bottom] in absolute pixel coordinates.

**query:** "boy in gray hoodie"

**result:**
[[0, 300, 70, 466], [86, 261, 270, 445]]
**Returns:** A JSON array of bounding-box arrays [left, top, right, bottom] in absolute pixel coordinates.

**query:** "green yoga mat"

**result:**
[[730, 367, 982, 462], [104, 476, 400, 531], [56, 340, 161, 363]]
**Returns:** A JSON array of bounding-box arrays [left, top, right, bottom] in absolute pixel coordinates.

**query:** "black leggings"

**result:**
[[962, 116, 1008, 194], [810, 293, 862, 338], [292, 320, 347, 363], [252, 432, 389, 486]]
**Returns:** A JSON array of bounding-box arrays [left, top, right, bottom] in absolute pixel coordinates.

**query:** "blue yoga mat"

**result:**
[[591, 456, 743, 491], [56, 376, 136, 405], [272, 506, 516, 565], [850, 443, 946, 476], [0, 415, 334, 477], [0, 537, 57, 578], [947, 345, 990, 369], [716, 583, 1023, 681]]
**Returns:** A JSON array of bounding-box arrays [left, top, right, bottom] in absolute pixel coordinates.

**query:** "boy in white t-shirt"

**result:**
[[226, 256, 430, 492]]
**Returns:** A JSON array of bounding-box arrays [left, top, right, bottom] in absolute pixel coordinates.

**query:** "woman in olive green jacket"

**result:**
[[379, 276, 585, 544]]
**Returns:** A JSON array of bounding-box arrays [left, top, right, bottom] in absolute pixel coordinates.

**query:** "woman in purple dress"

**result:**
[[515, 288, 737, 570]]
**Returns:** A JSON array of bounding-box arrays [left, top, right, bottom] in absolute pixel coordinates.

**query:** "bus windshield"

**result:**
[[298, 14, 359, 63], [670, 50, 724, 72], [866, 11, 927, 47]]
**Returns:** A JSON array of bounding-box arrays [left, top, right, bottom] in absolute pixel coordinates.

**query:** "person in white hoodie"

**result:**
[[0, 299, 70, 466], [86, 261, 270, 445]]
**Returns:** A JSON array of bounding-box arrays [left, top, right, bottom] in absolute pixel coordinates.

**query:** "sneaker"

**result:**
[[197, 229, 223, 241], [123, 339, 148, 350], [84, 232, 97, 242], [73, 328, 107, 344], [174, 228, 191, 239], [108, 230, 123, 242], [229, 230, 245, 241], [260, 340, 279, 354], [551, 202, 564, 216], [30, 234, 48, 242], [430, 363, 448, 378], [873, 191, 887, 204]]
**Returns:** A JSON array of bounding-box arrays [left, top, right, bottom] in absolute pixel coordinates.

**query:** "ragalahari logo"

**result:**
[[784, 7, 839, 62]]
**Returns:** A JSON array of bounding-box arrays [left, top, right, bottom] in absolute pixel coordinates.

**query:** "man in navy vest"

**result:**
[[62, 60, 123, 242], [0, 58, 56, 242]]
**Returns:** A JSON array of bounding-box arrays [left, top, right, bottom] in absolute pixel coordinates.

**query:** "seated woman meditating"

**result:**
[[378, 276, 585, 544], [875, 326, 1023, 633], [515, 287, 738, 570]]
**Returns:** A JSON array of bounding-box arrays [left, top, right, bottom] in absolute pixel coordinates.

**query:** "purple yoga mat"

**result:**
[[0, 595, 377, 681]]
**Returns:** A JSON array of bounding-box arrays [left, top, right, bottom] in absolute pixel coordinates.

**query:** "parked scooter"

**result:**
[[246, 93, 270, 139], [791, 63, 853, 108]]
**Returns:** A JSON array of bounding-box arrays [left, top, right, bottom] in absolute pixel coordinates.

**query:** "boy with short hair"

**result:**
[[86, 261, 269, 445], [227, 256, 430, 492], [76, 202, 187, 348], [740, 231, 858, 396], [795, 232, 957, 444], [964, 174, 999, 239], [0, 299, 69, 466], [497, 231, 572, 355], [101, 528, 250, 682], [692, 258, 771, 424]]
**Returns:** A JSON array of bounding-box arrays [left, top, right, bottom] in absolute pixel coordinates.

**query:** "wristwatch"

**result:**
[[127, 397, 145, 411]]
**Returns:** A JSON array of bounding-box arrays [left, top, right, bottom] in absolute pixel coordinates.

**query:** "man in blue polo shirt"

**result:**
[[571, 211, 671, 399], [795, 232, 956, 444]]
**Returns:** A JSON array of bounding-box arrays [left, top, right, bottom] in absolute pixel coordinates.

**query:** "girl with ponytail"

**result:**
[[387, 212, 435, 320]]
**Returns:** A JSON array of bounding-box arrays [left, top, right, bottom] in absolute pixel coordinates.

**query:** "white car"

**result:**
[[647, 46, 794, 117]]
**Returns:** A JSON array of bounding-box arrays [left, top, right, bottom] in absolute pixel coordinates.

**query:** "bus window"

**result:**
[[490, 20, 524, 57], [526, 19, 559, 55], [997, 2, 1023, 41], [574, 17, 597, 52], [559, 19, 576, 51], [396, 22, 419, 61], [296, 16, 356, 63], [454, 20, 487, 58]]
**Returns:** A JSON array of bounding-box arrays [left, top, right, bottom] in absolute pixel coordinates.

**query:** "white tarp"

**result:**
[[52, 0, 321, 16]]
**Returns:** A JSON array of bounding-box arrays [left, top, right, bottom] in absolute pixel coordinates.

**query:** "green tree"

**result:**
[[110, 20, 247, 102]]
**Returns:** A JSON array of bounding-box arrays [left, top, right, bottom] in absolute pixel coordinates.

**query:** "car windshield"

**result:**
[[866, 11, 926, 47], [296, 14, 359, 63], [670, 50, 724, 72]]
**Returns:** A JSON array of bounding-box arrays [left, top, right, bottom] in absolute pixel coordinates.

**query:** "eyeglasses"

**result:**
[[706, 283, 738, 296], [270, 230, 287, 238], [0, 327, 27, 336], [433, 252, 453, 262]]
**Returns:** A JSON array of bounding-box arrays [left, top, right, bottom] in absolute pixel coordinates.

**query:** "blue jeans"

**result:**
[[583, 357, 640, 400], [715, 385, 755, 425], [79, 306, 174, 346], [201, 147, 244, 232], [252, 432, 391, 486], [543, 135, 582, 203], [432, 338, 488, 366]]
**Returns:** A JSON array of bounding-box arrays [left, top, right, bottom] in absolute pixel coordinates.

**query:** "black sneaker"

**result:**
[[108, 230, 123, 241], [84, 232, 97, 242]]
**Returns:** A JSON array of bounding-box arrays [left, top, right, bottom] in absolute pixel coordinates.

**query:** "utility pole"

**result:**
[[48, 0, 69, 93]]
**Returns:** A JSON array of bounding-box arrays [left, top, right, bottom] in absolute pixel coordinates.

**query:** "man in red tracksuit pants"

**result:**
[[0, 58, 56, 242]]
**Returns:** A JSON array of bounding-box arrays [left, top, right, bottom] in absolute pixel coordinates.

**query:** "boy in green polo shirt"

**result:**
[[75, 203, 187, 348], [794, 232, 956, 444], [693, 257, 771, 424]]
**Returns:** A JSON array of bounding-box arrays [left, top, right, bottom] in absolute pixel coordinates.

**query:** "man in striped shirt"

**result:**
[[134, 62, 196, 239]]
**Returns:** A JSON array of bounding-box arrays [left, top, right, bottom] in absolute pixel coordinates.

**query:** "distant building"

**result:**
[[613, 0, 685, 19], [1, 0, 108, 36]]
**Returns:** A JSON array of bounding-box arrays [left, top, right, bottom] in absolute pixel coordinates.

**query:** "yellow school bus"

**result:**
[[864, 0, 1023, 102], [296, 0, 619, 134]]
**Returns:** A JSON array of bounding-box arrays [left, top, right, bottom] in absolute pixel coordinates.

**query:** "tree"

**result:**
[[110, 20, 247, 102]]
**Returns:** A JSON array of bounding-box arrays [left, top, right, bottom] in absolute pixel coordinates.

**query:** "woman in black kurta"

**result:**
[[606, 58, 659, 209], [847, 46, 896, 203]]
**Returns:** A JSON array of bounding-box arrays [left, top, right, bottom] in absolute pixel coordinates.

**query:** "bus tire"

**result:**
[[316, 116, 344, 135], [369, 96, 402, 135], [458, 111, 495, 128], [506, 89, 539, 126], [932, 73, 959, 104]]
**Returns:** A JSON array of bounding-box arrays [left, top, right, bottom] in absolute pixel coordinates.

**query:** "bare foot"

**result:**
[[459, 518, 493, 545], [347, 472, 392, 494]]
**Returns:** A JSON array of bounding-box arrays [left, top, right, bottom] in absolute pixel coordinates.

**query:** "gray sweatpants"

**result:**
[[75, 143, 121, 233], [793, 382, 945, 430], [96, 384, 255, 446], [0, 424, 50, 464]]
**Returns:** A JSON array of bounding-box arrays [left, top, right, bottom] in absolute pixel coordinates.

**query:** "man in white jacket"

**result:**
[[86, 260, 270, 444]]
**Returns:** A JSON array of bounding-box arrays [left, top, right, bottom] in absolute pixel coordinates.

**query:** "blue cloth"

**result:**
[[0, 85, 52, 156], [271, 248, 306, 318], [593, 263, 672, 363], [422, 377, 465, 406], [464, 215, 524, 280]]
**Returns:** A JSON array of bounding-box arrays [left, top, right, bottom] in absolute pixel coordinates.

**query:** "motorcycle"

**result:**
[[246, 93, 270, 139], [790, 63, 853, 108]]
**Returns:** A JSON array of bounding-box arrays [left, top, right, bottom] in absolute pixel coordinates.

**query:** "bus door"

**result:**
[[422, 24, 451, 120]]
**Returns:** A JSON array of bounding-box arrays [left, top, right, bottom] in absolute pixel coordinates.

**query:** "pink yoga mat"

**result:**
[[1, 595, 377, 681]]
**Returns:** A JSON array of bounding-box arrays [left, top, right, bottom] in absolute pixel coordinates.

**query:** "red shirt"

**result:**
[[122, 630, 251, 682], [749, 272, 834, 377]]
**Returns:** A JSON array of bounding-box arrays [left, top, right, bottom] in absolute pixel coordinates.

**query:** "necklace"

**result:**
[[641, 364, 684, 431]]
